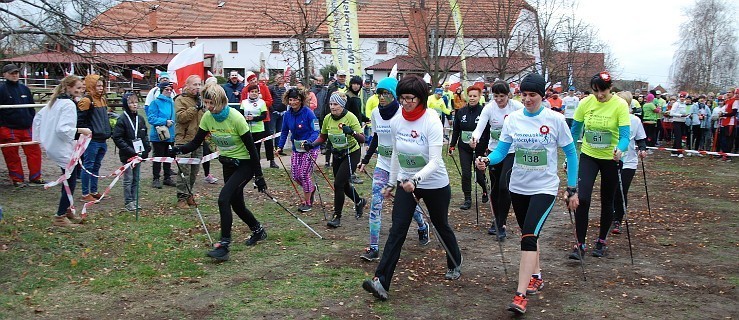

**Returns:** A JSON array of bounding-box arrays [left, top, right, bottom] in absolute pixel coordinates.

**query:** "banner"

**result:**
[[449, 0, 467, 83], [326, 0, 362, 76]]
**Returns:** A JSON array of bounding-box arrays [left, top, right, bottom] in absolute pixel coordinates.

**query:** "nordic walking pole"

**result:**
[[170, 152, 214, 246], [260, 189, 323, 239], [616, 163, 635, 265], [448, 147, 462, 177], [135, 159, 140, 222], [276, 152, 302, 200], [310, 167, 329, 221], [474, 168, 479, 225], [641, 159, 652, 218], [567, 208, 587, 281], [307, 152, 335, 191], [338, 124, 362, 220], [480, 167, 508, 279]]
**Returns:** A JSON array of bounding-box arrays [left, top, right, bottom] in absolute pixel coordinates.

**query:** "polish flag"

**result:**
[[132, 70, 144, 80], [43, 68, 49, 79], [155, 69, 161, 77], [167, 43, 205, 91], [283, 66, 291, 87], [207, 70, 214, 78], [109, 70, 120, 81], [447, 72, 461, 92]]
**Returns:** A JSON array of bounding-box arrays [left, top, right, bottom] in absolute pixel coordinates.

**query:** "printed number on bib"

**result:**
[[329, 133, 348, 148], [212, 134, 235, 150], [293, 140, 307, 153], [312, 119, 320, 131], [461, 131, 473, 144], [515, 148, 547, 171], [490, 128, 502, 141], [377, 144, 392, 158], [584, 130, 612, 148], [397, 152, 427, 169]]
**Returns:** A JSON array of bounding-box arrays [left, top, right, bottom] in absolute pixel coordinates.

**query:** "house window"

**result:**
[[126, 41, 132, 53], [377, 41, 387, 54], [271, 41, 281, 53], [230, 41, 238, 53], [151, 42, 158, 53], [322, 40, 331, 54]]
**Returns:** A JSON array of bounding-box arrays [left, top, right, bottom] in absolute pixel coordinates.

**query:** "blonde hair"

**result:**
[[617, 91, 632, 106], [48, 75, 82, 107], [200, 82, 228, 108]]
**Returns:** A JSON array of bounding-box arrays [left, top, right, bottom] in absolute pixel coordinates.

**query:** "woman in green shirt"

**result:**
[[172, 82, 268, 262], [305, 92, 366, 228], [641, 93, 660, 148]]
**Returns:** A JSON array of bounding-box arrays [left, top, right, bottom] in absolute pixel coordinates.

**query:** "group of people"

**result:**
[[5, 59, 738, 315]]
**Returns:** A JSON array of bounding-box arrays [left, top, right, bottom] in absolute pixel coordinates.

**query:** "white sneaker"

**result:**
[[671, 154, 678, 157], [204, 174, 219, 184], [678, 154, 684, 158]]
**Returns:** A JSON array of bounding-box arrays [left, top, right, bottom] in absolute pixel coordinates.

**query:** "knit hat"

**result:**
[[376, 77, 398, 99], [646, 93, 655, 102], [520, 73, 546, 98], [434, 88, 443, 95], [350, 75, 363, 86], [329, 92, 346, 107], [246, 71, 257, 82], [157, 81, 173, 90], [158, 71, 171, 81]]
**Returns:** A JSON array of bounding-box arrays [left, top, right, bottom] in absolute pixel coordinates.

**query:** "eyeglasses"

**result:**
[[377, 90, 393, 99], [399, 96, 419, 103]]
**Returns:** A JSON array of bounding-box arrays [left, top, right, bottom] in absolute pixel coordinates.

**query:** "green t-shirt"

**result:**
[[574, 94, 630, 159], [642, 102, 660, 121], [199, 109, 251, 159], [321, 111, 362, 153]]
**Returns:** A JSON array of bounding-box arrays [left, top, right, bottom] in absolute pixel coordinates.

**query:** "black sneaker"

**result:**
[[327, 215, 341, 228], [207, 240, 230, 261], [418, 224, 430, 246], [269, 161, 279, 169], [592, 239, 607, 257], [245, 227, 267, 246], [481, 192, 489, 203], [362, 277, 388, 301], [163, 178, 176, 187], [459, 199, 472, 210], [298, 203, 312, 212], [445, 256, 463, 280], [496, 225, 507, 241], [487, 224, 497, 235], [355, 198, 366, 219], [569, 244, 586, 260], [351, 174, 364, 184], [360, 247, 380, 261], [151, 179, 162, 189]]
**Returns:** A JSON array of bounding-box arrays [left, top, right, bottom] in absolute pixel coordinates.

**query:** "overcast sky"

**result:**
[[576, 0, 698, 90]]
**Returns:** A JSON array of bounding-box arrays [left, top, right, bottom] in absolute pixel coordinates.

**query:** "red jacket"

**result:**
[[241, 82, 273, 122], [721, 97, 736, 127]]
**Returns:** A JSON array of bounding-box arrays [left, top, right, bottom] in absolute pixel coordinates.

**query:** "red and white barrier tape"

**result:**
[[646, 146, 738, 157]]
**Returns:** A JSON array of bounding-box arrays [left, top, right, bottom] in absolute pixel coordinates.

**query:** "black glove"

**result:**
[[254, 176, 267, 192], [168, 146, 181, 157], [341, 125, 354, 135], [303, 141, 315, 151]]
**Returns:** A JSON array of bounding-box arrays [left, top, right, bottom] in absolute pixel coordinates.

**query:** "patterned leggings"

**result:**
[[369, 167, 426, 250], [291, 149, 319, 194]]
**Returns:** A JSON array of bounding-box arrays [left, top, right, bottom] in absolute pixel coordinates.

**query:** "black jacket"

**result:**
[[270, 85, 288, 112], [450, 103, 489, 155], [112, 110, 151, 163], [345, 91, 368, 123], [77, 95, 112, 141], [0, 81, 35, 129]]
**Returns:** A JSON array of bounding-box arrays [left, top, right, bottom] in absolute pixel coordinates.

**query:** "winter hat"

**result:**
[[157, 81, 173, 90], [520, 73, 546, 98], [376, 77, 398, 99], [329, 92, 346, 107], [349, 75, 363, 86], [246, 71, 257, 82], [121, 93, 136, 113], [646, 94, 655, 102], [158, 71, 171, 81], [434, 88, 443, 95]]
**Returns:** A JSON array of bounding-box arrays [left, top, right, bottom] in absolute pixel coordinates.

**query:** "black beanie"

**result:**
[[520, 73, 546, 98]]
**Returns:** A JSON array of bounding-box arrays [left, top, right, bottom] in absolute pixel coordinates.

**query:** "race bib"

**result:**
[[515, 148, 547, 171], [377, 144, 392, 158], [398, 152, 427, 169], [312, 119, 320, 131], [461, 131, 473, 144], [329, 133, 348, 148], [293, 140, 307, 153], [212, 134, 235, 150], [490, 127, 502, 141], [584, 130, 612, 149], [132, 139, 145, 153]]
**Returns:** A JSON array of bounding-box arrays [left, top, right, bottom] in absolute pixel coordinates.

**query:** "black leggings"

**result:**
[[643, 122, 657, 147], [575, 153, 619, 244], [613, 168, 635, 223], [218, 160, 261, 240], [151, 141, 173, 180], [331, 148, 361, 217], [202, 143, 212, 176], [510, 193, 555, 251], [458, 147, 486, 200], [672, 122, 685, 154], [374, 184, 460, 290], [489, 153, 514, 226], [253, 130, 275, 161]]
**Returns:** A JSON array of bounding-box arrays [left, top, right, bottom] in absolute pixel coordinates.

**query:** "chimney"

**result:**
[[407, 6, 428, 58], [148, 9, 158, 32]]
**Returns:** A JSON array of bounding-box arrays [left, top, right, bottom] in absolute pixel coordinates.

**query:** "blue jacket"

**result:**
[[278, 106, 319, 152], [223, 81, 244, 104], [147, 94, 175, 142], [0, 80, 35, 129]]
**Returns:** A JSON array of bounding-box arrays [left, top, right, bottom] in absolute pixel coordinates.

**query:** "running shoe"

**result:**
[[360, 247, 379, 261], [507, 293, 528, 314], [526, 276, 544, 295]]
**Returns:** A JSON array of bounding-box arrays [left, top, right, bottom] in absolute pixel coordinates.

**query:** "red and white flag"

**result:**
[[108, 70, 120, 81], [43, 68, 49, 79], [207, 70, 214, 78], [131, 70, 144, 80], [283, 66, 291, 87], [167, 43, 205, 91], [65, 62, 74, 76], [155, 69, 161, 77], [447, 72, 461, 92]]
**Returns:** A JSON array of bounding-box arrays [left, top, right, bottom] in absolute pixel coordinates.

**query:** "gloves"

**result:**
[[254, 176, 267, 192], [168, 146, 181, 157], [303, 141, 315, 151], [341, 125, 354, 135]]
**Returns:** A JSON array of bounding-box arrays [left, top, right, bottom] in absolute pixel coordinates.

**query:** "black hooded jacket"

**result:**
[[112, 95, 151, 163]]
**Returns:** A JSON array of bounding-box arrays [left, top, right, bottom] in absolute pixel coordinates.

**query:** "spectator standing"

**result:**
[[147, 82, 176, 188], [174, 75, 206, 208], [269, 74, 288, 153], [113, 93, 151, 211], [77, 74, 112, 202], [144, 71, 172, 108], [222, 71, 244, 105]]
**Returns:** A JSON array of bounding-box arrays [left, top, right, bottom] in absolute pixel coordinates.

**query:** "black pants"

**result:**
[[458, 147, 486, 200], [672, 122, 685, 154], [374, 184, 461, 290], [202, 143, 212, 176], [489, 153, 514, 227], [689, 125, 702, 150], [56, 166, 79, 216], [575, 154, 619, 244], [613, 168, 635, 223], [510, 193, 555, 251], [253, 130, 275, 161], [643, 122, 657, 147], [218, 159, 261, 240], [332, 148, 361, 217], [152, 141, 173, 180], [720, 126, 735, 153]]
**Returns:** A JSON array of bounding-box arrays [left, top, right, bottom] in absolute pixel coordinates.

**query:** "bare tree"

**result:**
[[670, 0, 738, 93]]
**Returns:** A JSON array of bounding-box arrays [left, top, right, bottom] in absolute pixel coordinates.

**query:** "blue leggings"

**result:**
[[369, 167, 426, 250]]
